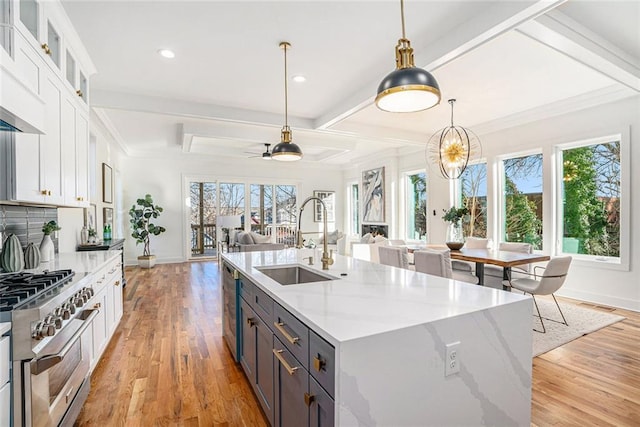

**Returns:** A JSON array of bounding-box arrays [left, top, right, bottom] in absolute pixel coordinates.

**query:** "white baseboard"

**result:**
[[124, 256, 186, 266], [557, 288, 639, 313]]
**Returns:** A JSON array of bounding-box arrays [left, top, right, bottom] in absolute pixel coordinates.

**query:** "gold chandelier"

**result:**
[[426, 99, 481, 179]]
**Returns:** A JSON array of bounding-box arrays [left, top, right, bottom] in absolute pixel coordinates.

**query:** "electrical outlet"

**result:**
[[445, 341, 461, 376]]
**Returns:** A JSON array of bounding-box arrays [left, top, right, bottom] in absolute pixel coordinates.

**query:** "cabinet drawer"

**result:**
[[0, 381, 9, 427], [273, 303, 309, 369], [239, 276, 254, 303], [251, 285, 274, 325], [309, 331, 335, 397], [0, 336, 9, 386]]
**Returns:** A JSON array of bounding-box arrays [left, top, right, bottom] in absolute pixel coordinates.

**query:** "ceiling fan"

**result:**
[[245, 143, 272, 160]]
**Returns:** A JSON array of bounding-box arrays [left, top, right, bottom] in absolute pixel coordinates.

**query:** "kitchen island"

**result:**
[[221, 248, 533, 426]]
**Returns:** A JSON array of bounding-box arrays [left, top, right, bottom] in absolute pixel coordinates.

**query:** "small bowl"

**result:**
[[446, 242, 464, 250]]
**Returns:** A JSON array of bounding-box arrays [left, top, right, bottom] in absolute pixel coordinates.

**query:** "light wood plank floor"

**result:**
[[75, 262, 640, 426]]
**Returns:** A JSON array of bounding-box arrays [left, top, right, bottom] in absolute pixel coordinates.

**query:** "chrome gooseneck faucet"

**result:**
[[297, 196, 334, 270]]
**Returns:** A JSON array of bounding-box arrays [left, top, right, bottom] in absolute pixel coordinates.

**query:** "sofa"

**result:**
[[230, 230, 285, 252]]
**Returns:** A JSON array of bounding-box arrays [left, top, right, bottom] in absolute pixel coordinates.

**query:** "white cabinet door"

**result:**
[[75, 110, 89, 205], [91, 287, 108, 371], [14, 132, 44, 204], [40, 74, 63, 204], [61, 95, 77, 205], [0, 382, 9, 427]]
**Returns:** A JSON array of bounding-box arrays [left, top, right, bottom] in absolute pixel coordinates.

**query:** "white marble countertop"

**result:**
[[25, 251, 122, 275], [221, 248, 529, 345], [0, 322, 10, 335]]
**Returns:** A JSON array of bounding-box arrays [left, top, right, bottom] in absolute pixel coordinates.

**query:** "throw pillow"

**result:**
[[237, 231, 254, 245], [251, 232, 271, 244], [373, 235, 388, 244], [360, 233, 373, 244], [327, 230, 341, 244]]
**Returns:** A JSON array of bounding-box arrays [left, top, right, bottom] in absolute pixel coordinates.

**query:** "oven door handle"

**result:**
[[30, 308, 99, 375]]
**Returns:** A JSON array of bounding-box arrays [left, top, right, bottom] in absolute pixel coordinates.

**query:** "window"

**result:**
[[502, 153, 543, 249], [219, 182, 245, 227], [349, 183, 359, 235], [0, 0, 11, 55], [459, 162, 487, 238], [190, 182, 217, 256], [20, 0, 38, 40], [249, 183, 297, 245], [406, 172, 426, 241], [558, 139, 620, 259]]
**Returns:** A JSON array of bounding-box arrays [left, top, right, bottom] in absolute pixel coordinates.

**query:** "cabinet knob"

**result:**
[[76, 89, 83, 98], [47, 190, 51, 196], [313, 355, 326, 372], [94, 302, 101, 309], [114, 280, 120, 287], [41, 43, 51, 55], [304, 392, 315, 407], [76, 196, 84, 201], [41, 190, 48, 195], [246, 317, 256, 327]]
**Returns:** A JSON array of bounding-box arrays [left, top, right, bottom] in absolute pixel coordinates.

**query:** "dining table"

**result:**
[[405, 245, 551, 290]]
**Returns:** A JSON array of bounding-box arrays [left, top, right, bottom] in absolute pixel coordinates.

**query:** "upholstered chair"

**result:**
[[414, 248, 478, 284], [378, 246, 411, 270], [508, 256, 573, 333]]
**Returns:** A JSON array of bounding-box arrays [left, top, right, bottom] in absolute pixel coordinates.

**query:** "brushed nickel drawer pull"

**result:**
[[273, 349, 298, 376], [274, 321, 299, 345]]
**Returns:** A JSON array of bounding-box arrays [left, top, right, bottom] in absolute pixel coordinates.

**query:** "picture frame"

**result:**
[[103, 207, 113, 226], [313, 190, 335, 223], [84, 204, 97, 230], [362, 166, 385, 223], [102, 163, 113, 204]]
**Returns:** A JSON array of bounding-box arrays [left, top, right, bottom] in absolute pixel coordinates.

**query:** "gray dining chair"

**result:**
[[484, 242, 533, 289], [414, 249, 478, 284], [378, 245, 411, 270], [507, 256, 572, 333]]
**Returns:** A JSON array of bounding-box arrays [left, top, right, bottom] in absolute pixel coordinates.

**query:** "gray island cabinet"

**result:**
[[222, 249, 533, 426]]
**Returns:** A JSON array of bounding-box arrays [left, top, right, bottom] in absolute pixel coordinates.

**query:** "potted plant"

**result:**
[[129, 194, 166, 268], [442, 206, 469, 250], [40, 220, 61, 262]]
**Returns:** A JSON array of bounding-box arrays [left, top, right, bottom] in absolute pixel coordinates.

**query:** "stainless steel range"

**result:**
[[0, 269, 98, 427]]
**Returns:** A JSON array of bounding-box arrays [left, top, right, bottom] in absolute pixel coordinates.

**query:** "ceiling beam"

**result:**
[[517, 11, 640, 92], [91, 90, 315, 129], [314, 0, 568, 131]]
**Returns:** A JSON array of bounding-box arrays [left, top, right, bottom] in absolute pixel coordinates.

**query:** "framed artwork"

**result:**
[[103, 207, 113, 225], [84, 204, 97, 230], [313, 190, 335, 223], [102, 163, 113, 204], [362, 166, 385, 222]]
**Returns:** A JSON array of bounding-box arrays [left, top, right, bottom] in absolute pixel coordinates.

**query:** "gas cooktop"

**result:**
[[0, 269, 75, 312]]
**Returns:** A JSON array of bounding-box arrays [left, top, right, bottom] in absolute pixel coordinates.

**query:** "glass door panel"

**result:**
[[190, 182, 217, 258]]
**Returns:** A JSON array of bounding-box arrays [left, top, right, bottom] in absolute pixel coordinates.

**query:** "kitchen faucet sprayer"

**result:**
[[297, 196, 334, 270]]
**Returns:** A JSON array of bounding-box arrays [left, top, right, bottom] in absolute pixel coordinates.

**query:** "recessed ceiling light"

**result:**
[[158, 49, 175, 59], [292, 75, 306, 83]]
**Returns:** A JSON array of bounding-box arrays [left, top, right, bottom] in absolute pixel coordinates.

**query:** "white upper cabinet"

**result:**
[[2, 0, 95, 207]]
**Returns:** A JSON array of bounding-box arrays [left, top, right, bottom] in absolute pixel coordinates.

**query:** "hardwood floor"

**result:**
[[75, 262, 640, 426]]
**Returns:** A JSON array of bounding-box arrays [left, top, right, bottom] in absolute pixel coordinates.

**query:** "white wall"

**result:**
[[121, 154, 343, 265], [391, 96, 639, 311]]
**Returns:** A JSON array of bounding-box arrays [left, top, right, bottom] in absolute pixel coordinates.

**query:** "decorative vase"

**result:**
[[24, 242, 41, 269], [39, 234, 55, 262], [446, 222, 464, 250], [1, 234, 25, 272]]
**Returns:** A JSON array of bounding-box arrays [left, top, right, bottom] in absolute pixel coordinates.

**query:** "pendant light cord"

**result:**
[[283, 43, 289, 128], [449, 99, 455, 126], [400, 0, 406, 39]]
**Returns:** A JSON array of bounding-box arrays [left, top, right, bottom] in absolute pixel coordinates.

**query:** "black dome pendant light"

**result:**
[[271, 41, 303, 161], [376, 0, 441, 113]]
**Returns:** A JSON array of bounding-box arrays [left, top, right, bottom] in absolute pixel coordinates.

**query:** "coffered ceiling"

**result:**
[[61, 0, 640, 165]]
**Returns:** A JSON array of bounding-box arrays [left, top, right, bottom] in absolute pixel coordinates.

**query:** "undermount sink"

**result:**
[[256, 265, 338, 286]]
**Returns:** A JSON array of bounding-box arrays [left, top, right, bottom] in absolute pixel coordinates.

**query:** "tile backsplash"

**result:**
[[0, 204, 58, 253]]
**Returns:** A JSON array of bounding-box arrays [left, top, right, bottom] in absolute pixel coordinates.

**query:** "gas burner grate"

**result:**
[[0, 269, 75, 311]]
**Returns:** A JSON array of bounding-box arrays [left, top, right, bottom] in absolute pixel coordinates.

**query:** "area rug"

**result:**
[[531, 298, 625, 357]]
